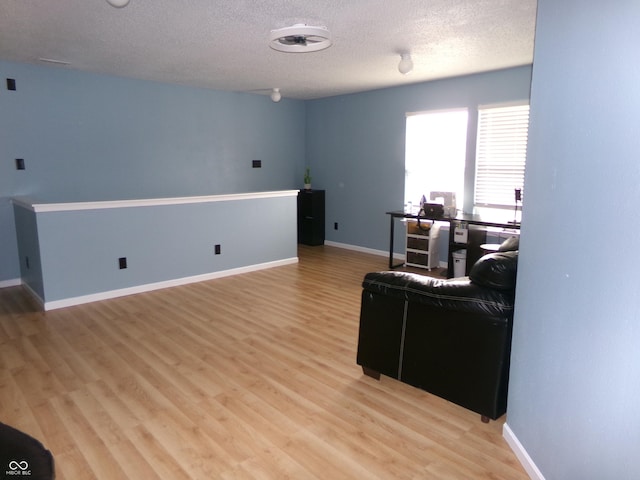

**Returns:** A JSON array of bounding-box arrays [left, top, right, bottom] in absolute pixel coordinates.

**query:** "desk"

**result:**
[[386, 211, 520, 274]]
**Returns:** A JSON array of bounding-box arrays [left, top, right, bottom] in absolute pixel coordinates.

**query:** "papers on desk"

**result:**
[[454, 223, 468, 244]]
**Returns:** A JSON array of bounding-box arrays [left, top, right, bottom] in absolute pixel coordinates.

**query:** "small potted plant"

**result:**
[[303, 167, 312, 190]]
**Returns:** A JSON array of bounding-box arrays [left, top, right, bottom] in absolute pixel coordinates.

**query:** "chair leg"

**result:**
[[362, 367, 381, 380]]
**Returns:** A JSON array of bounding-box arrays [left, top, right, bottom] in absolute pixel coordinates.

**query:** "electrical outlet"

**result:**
[[252, 160, 262, 168], [118, 257, 127, 269], [15, 158, 25, 170], [334, 222, 338, 230], [6, 78, 16, 91], [215, 244, 221, 255]]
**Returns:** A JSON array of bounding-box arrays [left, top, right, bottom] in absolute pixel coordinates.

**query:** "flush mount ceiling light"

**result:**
[[38, 58, 71, 66], [106, 0, 130, 8], [270, 88, 282, 102], [270, 24, 332, 53], [398, 53, 413, 74]]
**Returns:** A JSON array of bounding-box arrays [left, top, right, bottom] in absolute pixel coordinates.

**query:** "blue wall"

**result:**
[[1, 61, 532, 283], [507, 1, 640, 478], [12, 205, 43, 298], [0, 61, 306, 282], [305, 66, 532, 254]]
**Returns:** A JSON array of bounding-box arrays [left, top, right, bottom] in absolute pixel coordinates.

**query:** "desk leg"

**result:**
[[388, 215, 405, 269], [447, 220, 456, 278], [388, 214, 395, 269]]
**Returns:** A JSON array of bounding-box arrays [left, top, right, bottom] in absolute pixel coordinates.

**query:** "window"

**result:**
[[405, 109, 468, 210], [474, 104, 530, 208]]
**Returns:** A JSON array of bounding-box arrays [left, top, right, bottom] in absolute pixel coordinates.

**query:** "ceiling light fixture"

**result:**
[[270, 24, 332, 53], [271, 88, 282, 103], [398, 53, 413, 75], [38, 58, 71, 66], [106, 0, 130, 8]]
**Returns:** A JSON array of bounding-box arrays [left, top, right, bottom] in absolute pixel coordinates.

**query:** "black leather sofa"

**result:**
[[356, 239, 518, 422]]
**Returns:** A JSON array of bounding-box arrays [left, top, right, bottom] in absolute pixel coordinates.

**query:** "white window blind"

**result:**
[[474, 104, 530, 208]]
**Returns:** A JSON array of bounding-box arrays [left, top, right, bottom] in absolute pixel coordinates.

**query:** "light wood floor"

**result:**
[[0, 245, 528, 479]]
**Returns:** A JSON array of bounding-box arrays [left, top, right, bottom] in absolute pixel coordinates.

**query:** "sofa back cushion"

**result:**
[[362, 271, 514, 318], [469, 251, 518, 290]]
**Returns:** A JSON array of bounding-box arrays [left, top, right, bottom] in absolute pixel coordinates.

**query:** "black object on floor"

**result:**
[[0, 422, 55, 479]]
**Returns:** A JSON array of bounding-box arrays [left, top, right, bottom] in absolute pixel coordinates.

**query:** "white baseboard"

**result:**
[[503, 422, 546, 480], [324, 240, 403, 261], [21, 281, 45, 309], [42, 257, 299, 311], [0, 278, 22, 289], [325, 241, 450, 270]]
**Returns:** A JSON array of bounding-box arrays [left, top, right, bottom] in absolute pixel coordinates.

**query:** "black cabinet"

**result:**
[[297, 189, 325, 245]]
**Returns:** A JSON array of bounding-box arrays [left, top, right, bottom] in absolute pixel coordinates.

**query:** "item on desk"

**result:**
[[512, 188, 522, 225], [430, 191, 457, 218], [418, 203, 444, 219]]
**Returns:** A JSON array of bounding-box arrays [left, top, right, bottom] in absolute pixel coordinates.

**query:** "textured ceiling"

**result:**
[[0, 0, 537, 100]]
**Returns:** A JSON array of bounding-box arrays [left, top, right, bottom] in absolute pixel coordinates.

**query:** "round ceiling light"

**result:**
[[398, 53, 413, 74], [106, 0, 130, 7], [270, 24, 332, 53]]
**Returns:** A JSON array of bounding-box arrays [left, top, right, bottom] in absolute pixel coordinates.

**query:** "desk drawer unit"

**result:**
[[405, 220, 439, 270]]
